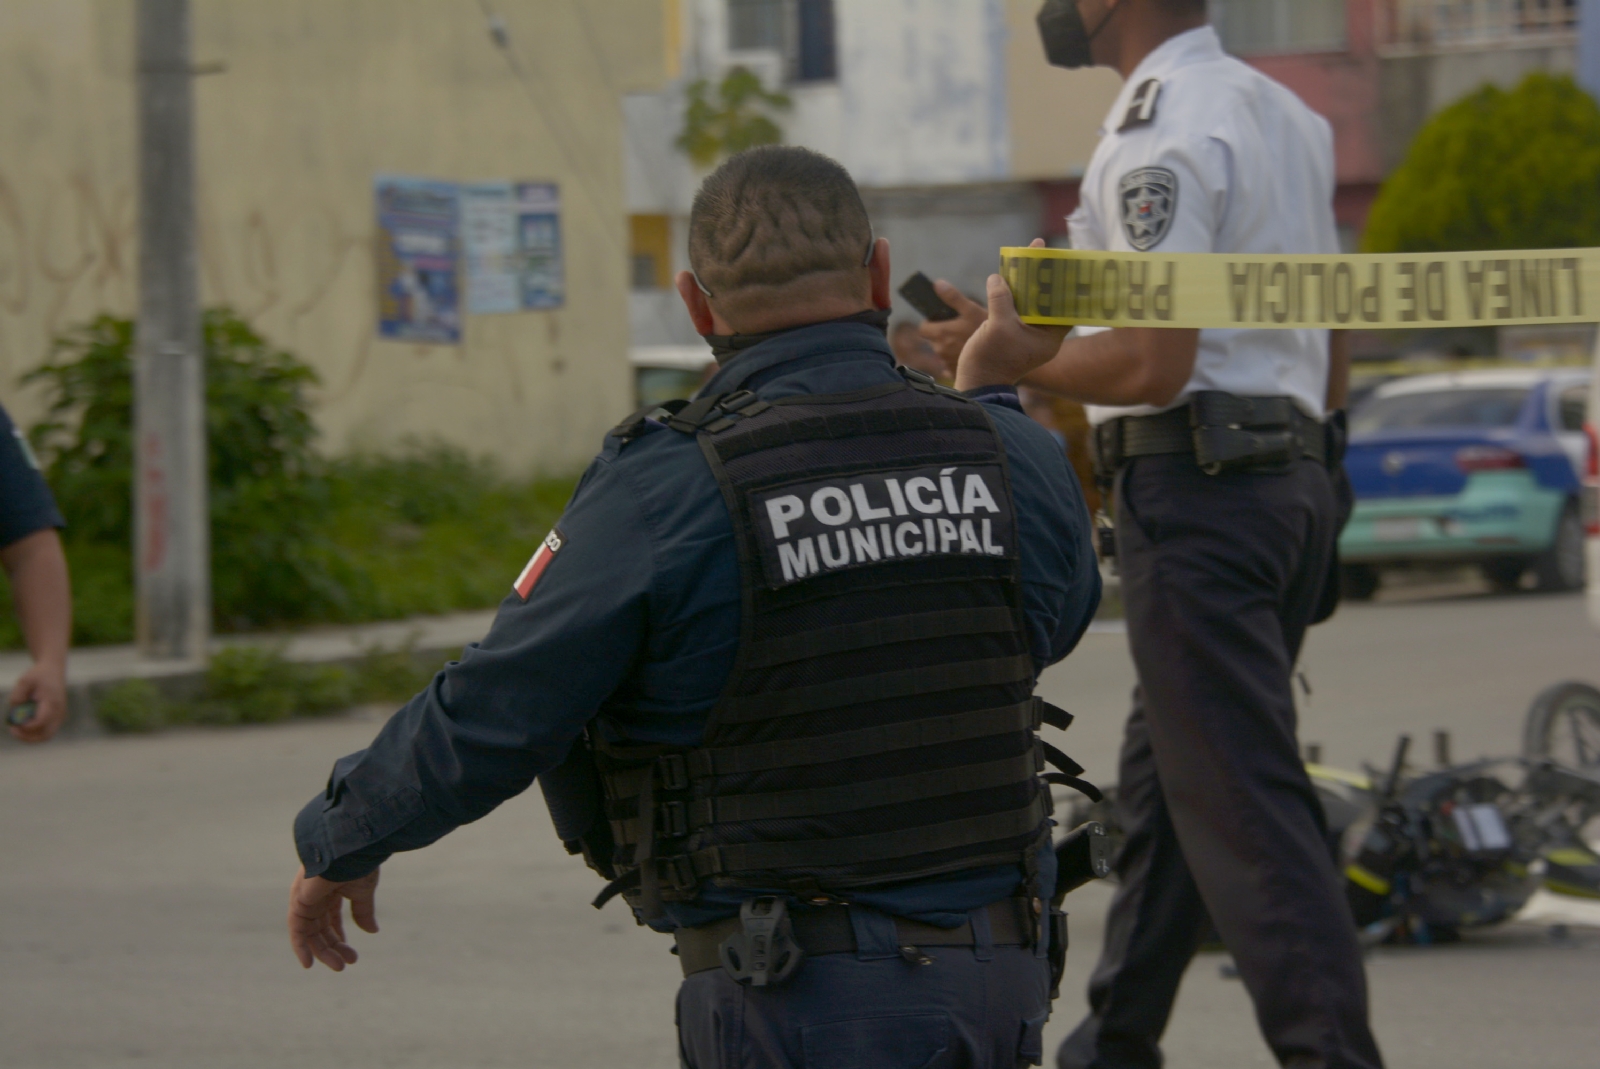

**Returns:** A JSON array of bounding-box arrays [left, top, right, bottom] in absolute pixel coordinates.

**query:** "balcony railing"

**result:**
[[1383, 0, 1578, 49]]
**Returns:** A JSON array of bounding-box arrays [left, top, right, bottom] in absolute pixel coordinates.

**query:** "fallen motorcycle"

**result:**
[[1066, 723, 1600, 945]]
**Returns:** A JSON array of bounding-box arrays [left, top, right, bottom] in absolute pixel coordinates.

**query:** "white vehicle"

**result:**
[[629, 345, 715, 411]]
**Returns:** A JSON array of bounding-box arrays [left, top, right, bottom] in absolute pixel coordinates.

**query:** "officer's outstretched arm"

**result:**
[[288, 865, 380, 972]]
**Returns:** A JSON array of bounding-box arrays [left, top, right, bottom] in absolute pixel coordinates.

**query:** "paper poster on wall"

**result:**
[[375, 175, 462, 344], [462, 181, 564, 313]]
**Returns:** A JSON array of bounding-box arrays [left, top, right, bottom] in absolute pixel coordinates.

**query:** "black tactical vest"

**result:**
[[562, 372, 1085, 920]]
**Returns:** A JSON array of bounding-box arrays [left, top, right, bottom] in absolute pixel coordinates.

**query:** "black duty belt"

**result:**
[[672, 898, 1033, 978], [1094, 391, 1331, 477]]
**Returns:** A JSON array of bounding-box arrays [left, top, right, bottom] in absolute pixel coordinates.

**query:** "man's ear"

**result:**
[[676, 270, 716, 335], [868, 237, 892, 311]]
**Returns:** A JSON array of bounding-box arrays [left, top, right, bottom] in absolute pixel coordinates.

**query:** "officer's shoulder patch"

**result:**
[[513, 527, 564, 600], [1117, 78, 1162, 133], [1118, 167, 1178, 252]]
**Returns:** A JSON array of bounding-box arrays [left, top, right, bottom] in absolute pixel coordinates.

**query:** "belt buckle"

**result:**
[[718, 897, 805, 987]]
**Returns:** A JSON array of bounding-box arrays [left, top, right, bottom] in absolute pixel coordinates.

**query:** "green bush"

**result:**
[[1364, 73, 1600, 253], [94, 678, 170, 733], [349, 641, 441, 704], [5, 310, 577, 648], [94, 642, 455, 733], [22, 308, 348, 639], [676, 66, 792, 168], [199, 646, 354, 724]]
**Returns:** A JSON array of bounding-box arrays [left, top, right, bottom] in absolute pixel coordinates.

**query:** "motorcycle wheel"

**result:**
[[1523, 681, 1600, 772]]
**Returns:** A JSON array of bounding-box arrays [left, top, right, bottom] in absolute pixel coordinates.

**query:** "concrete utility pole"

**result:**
[[1582, 0, 1600, 103], [135, 0, 210, 660]]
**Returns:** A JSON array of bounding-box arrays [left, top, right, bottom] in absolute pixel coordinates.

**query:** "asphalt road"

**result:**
[[2, 584, 1597, 1068]]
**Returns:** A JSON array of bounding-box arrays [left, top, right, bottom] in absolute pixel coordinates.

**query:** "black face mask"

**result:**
[[1036, 0, 1118, 70]]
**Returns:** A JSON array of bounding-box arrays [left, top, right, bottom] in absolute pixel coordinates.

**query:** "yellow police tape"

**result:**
[[1000, 246, 1600, 330]]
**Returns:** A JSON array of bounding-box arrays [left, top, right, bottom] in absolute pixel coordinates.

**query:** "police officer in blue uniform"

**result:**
[[287, 146, 1102, 1067], [924, 3, 1383, 1068], [0, 402, 71, 744]]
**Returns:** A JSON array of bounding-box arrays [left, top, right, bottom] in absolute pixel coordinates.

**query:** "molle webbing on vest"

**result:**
[[594, 378, 1055, 916]]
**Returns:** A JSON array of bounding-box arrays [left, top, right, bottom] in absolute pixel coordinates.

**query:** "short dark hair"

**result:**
[[687, 146, 873, 318]]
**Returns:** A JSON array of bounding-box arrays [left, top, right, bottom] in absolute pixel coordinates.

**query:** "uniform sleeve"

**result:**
[[293, 454, 656, 881], [1100, 133, 1232, 255], [0, 405, 64, 548], [980, 401, 1101, 673]]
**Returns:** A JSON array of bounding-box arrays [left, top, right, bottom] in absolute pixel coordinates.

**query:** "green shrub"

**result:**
[[93, 641, 453, 732], [351, 640, 441, 704], [676, 66, 792, 168], [23, 308, 349, 640], [1365, 73, 1600, 253], [201, 646, 363, 724], [11, 310, 578, 648], [94, 678, 170, 733]]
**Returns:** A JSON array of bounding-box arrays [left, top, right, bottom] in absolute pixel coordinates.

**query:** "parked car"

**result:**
[[1587, 334, 1600, 627], [630, 344, 714, 410], [1339, 368, 1593, 599]]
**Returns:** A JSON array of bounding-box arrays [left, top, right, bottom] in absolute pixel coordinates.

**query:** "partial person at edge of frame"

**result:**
[[0, 401, 72, 744]]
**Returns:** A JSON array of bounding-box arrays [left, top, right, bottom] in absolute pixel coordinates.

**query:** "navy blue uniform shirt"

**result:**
[[0, 404, 64, 548], [294, 321, 1101, 929]]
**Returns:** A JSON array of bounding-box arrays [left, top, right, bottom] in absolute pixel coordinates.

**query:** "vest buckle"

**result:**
[[658, 800, 688, 838], [656, 754, 689, 791], [718, 896, 805, 987], [660, 855, 697, 892]]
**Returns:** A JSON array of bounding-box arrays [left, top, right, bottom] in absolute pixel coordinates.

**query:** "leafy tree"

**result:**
[[1364, 73, 1600, 253], [676, 66, 792, 168]]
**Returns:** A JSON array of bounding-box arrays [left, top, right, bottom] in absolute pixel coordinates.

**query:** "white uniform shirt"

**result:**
[[1068, 26, 1340, 425]]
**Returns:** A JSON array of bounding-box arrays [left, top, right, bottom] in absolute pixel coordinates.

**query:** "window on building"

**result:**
[[1385, 0, 1577, 47], [629, 215, 672, 291], [727, 0, 836, 83], [729, 0, 786, 52], [796, 0, 837, 82], [1213, 0, 1347, 55]]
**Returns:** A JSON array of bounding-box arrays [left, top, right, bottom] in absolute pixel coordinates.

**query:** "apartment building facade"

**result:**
[[627, 1, 1587, 365]]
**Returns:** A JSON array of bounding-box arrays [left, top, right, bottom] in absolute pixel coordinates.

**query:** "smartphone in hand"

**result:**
[[898, 272, 959, 322], [6, 701, 37, 727]]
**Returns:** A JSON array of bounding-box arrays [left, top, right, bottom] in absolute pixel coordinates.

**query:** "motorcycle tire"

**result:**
[[1522, 680, 1600, 772]]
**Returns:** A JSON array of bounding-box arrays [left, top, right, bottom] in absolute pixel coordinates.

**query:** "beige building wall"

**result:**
[[1003, 0, 1122, 181], [0, 0, 664, 475]]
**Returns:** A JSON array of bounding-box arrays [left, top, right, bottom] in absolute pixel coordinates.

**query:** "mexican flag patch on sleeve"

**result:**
[[513, 528, 564, 600]]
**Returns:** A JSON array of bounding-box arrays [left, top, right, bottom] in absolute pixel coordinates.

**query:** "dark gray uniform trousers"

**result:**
[[678, 907, 1051, 1068], [1058, 455, 1384, 1069]]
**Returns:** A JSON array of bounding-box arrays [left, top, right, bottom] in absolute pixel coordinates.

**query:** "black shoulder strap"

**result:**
[[609, 398, 689, 443], [664, 390, 772, 436], [897, 365, 971, 401]]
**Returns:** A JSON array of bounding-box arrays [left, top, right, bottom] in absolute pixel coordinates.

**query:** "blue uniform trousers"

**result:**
[[677, 907, 1052, 1068], [1058, 456, 1383, 1069]]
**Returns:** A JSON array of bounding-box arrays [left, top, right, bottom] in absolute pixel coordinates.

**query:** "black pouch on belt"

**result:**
[[1188, 391, 1298, 475]]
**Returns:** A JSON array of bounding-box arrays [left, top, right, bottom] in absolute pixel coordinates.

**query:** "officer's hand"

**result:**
[[288, 865, 380, 972], [917, 281, 988, 366], [7, 659, 67, 743], [954, 273, 1071, 392]]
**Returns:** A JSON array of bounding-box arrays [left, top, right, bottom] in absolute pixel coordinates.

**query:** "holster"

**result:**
[[1092, 391, 1330, 481]]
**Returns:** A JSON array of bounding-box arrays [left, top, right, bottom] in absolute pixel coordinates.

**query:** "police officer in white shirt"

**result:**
[[922, 3, 1382, 1068]]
